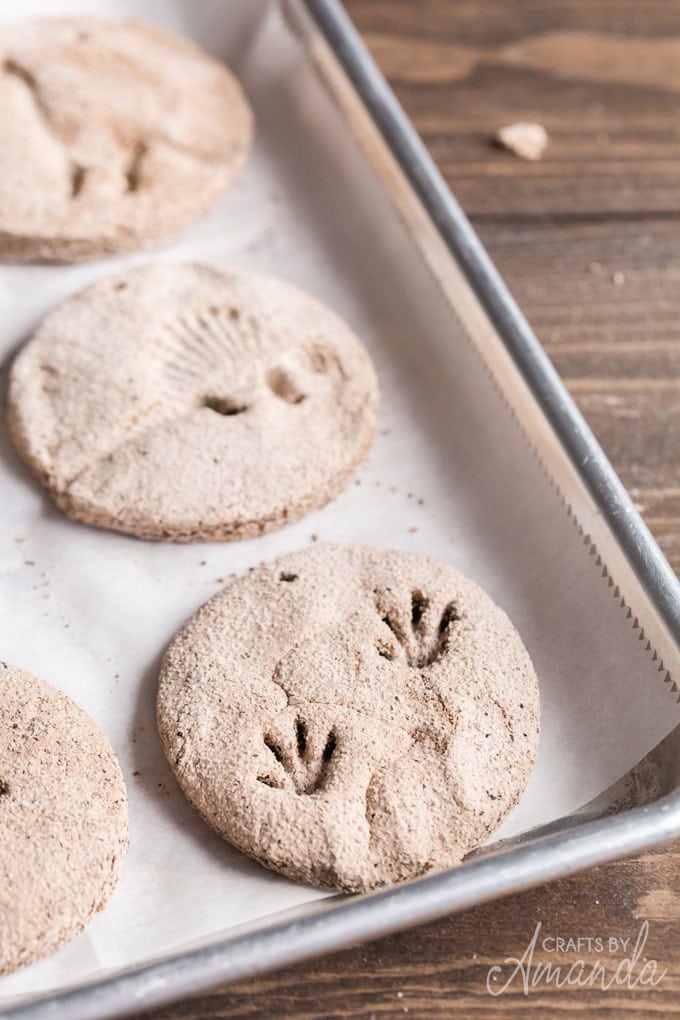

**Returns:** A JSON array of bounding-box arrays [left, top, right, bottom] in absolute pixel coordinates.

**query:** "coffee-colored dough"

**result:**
[[7, 263, 378, 541], [0, 662, 128, 976], [0, 17, 252, 261], [157, 544, 540, 892]]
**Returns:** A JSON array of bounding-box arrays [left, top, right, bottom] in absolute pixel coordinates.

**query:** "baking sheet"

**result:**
[[1, 0, 679, 1006]]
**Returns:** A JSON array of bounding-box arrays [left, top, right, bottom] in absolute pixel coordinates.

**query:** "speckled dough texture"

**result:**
[[7, 263, 379, 542], [0, 662, 128, 976], [157, 545, 540, 893], [0, 17, 252, 261]]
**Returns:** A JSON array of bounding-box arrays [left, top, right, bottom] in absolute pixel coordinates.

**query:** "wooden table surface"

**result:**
[[139, 3, 680, 1017]]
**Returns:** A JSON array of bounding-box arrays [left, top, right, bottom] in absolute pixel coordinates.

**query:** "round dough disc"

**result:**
[[0, 662, 128, 976], [8, 263, 379, 541], [157, 544, 540, 892], [0, 17, 253, 261]]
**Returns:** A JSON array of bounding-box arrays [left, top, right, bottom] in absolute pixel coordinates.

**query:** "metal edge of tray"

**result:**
[[5, 2, 680, 1018], [303, 0, 680, 653], [5, 792, 680, 1020]]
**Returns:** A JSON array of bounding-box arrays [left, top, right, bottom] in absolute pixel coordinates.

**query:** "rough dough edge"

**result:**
[[0, 18, 254, 263], [5, 266, 379, 542], [56, 413, 375, 542], [155, 545, 540, 892], [6, 372, 376, 542], [0, 661, 129, 976]]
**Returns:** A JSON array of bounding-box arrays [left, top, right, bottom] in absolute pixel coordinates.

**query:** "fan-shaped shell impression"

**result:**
[[7, 263, 379, 541]]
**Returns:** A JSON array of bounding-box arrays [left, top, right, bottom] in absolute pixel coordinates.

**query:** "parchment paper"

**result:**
[[1, 0, 679, 1004]]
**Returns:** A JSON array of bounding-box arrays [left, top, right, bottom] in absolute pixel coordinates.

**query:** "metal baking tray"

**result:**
[[2, 0, 680, 1016]]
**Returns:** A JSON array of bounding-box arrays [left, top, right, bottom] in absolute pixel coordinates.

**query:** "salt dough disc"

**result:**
[[0, 17, 253, 261], [157, 544, 540, 892], [7, 263, 379, 541], [0, 661, 128, 976]]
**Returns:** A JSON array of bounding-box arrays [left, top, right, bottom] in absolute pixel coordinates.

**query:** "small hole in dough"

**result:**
[[125, 142, 147, 193], [411, 590, 429, 630], [70, 164, 86, 198], [296, 719, 307, 757], [203, 395, 249, 417], [310, 346, 329, 373], [0, 780, 10, 797], [257, 774, 283, 789], [382, 614, 400, 640], [264, 738, 284, 764], [266, 367, 306, 405], [322, 730, 337, 763], [438, 603, 459, 636]]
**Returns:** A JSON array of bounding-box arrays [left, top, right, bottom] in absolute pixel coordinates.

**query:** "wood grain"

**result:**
[[139, 848, 680, 1020], [350, 0, 680, 577], [135, 2, 680, 1016]]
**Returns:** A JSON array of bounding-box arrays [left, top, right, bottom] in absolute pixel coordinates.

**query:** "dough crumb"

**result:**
[[495, 122, 548, 161]]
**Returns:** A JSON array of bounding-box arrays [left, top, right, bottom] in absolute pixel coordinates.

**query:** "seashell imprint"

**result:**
[[159, 307, 334, 418], [8, 263, 378, 542]]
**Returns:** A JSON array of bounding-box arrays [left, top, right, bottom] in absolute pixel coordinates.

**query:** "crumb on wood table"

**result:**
[[494, 122, 549, 161]]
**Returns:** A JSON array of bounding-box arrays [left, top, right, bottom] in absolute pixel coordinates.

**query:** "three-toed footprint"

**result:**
[[158, 544, 540, 892], [375, 589, 460, 669], [258, 718, 337, 796]]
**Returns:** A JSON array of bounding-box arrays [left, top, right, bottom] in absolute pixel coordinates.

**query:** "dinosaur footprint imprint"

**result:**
[[377, 590, 459, 668], [257, 719, 337, 795]]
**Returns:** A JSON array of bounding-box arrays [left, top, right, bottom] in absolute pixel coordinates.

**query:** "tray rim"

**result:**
[[5, 1, 680, 1017], [304, 0, 680, 654], [5, 793, 680, 1020]]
